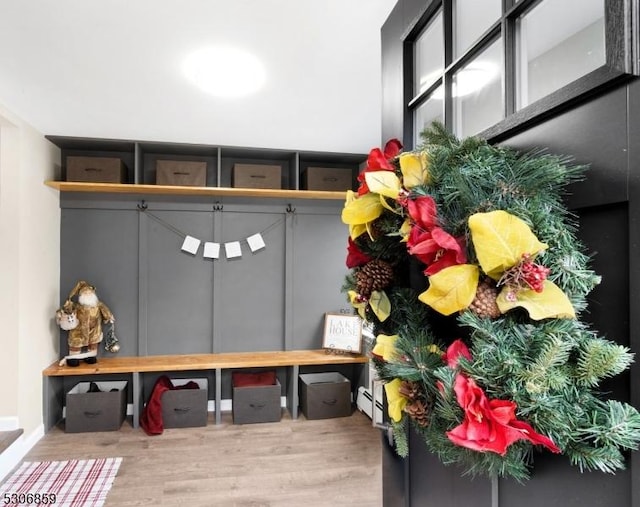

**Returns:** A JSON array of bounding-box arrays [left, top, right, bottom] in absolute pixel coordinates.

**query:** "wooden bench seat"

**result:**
[[43, 349, 367, 376], [42, 350, 368, 430]]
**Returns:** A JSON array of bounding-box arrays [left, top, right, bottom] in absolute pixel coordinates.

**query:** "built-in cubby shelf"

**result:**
[[44, 135, 367, 433], [45, 135, 365, 198]]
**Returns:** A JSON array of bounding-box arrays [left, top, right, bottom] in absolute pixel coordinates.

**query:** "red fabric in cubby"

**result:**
[[232, 370, 277, 388], [140, 375, 199, 436]]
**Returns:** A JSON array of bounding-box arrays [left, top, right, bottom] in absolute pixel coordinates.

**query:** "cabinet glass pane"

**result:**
[[414, 87, 443, 147], [453, 39, 503, 138], [453, 0, 501, 59], [414, 11, 444, 97], [516, 0, 605, 109]]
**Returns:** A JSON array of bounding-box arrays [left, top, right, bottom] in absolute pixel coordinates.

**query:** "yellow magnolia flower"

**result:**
[[364, 172, 405, 215], [419, 210, 575, 320], [384, 378, 408, 422], [399, 218, 412, 242], [469, 210, 548, 281], [348, 290, 368, 320], [364, 153, 430, 198], [364, 171, 402, 200], [399, 151, 430, 188], [372, 334, 399, 361], [419, 264, 480, 316], [341, 190, 383, 240], [348, 289, 391, 322]]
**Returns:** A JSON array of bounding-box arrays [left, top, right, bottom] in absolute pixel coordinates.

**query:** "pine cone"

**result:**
[[469, 278, 501, 319], [399, 381, 432, 427], [404, 399, 430, 427], [398, 380, 422, 401], [356, 259, 394, 297]]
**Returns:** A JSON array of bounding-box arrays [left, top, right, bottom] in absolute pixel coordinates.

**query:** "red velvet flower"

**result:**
[[407, 226, 467, 275], [346, 237, 373, 268], [357, 139, 403, 195], [443, 339, 472, 368], [406, 196, 438, 230], [446, 374, 561, 456]]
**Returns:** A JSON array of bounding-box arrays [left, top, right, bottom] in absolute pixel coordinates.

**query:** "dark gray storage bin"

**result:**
[[233, 379, 281, 424], [65, 380, 127, 433], [299, 372, 352, 420], [161, 378, 208, 428]]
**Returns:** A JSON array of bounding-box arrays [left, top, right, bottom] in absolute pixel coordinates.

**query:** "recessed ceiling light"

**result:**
[[183, 47, 266, 98]]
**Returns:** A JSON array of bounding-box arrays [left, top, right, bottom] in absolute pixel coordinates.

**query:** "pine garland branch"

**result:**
[[431, 366, 462, 423], [566, 442, 626, 474], [515, 335, 573, 395], [576, 400, 640, 451], [354, 209, 408, 262], [576, 340, 634, 387], [377, 287, 431, 337], [391, 330, 445, 395], [392, 417, 409, 458]]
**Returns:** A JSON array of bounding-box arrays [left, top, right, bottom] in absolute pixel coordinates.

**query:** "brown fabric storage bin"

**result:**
[[66, 156, 126, 183], [232, 163, 282, 189], [232, 378, 281, 424], [156, 160, 207, 186], [304, 167, 353, 191], [299, 372, 352, 420], [65, 380, 127, 433], [161, 378, 208, 428]]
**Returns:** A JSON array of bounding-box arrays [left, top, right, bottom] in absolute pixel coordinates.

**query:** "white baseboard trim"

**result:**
[[0, 417, 19, 431], [0, 424, 44, 483]]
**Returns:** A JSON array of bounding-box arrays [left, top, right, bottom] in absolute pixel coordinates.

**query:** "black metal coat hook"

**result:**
[[286, 203, 296, 213], [213, 202, 224, 212], [137, 200, 148, 211]]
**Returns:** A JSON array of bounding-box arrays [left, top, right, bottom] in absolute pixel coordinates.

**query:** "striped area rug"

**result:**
[[0, 458, 122, 507]]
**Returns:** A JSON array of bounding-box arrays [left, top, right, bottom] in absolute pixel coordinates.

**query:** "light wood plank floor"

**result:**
[[18, 411, 382, 506]]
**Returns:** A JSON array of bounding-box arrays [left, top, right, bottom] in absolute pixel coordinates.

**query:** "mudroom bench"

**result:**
[[42, 350, 368, 431]]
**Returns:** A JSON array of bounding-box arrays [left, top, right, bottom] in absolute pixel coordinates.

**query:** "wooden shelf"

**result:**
[[43, 349, 368, 376], [45, 181, 348, 201]]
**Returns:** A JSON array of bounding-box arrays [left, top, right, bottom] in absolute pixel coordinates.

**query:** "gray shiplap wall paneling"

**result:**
[[60, 196, 350, 358], [291, 212, 351, 351], [60, 203, 139, 357], [144, 209, 215, 355], [216, 210, 286, 353]]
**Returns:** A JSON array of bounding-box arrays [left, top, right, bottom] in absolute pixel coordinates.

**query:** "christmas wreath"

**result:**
[[341, 123, 640, 480]]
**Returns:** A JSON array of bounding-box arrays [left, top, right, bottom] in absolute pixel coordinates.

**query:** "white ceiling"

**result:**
[[0, 0, 396, 154]]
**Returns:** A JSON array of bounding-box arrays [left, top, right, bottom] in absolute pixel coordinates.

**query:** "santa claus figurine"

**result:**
[[55, 280, 115, 367]]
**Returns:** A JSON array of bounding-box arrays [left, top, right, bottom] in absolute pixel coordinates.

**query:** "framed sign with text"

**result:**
[[322, 313, 363, 353]]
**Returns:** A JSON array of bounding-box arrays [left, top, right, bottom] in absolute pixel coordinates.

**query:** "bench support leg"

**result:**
[[132, 372, 141, 429], [215, 368, 222, 425], [290, 365, 299, 420]]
